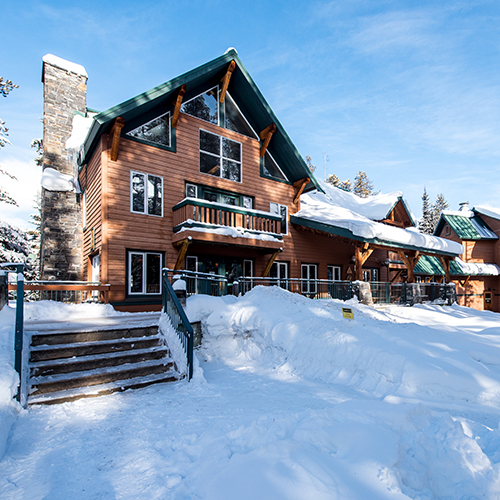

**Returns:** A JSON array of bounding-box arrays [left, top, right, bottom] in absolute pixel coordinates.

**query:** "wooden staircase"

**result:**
[[26, 317, 182, 405]]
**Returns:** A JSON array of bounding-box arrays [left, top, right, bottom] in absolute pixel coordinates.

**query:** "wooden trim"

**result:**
[[259, 123, 276, 157], [377, 219, 404, 228], [172, 84, 187, 128], [458, 276, 471, 287], [174, 238, 192, 270], [390, 269, 403, 283], [293, 177, 310, 208], [262, 250, 280, 277], [101, 136, 109, 285], [219, 60, 236, 103], [109, 117, 125, 162]]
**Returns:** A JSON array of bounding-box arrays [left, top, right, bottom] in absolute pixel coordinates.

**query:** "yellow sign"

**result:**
[[342, 307, 354, 320]]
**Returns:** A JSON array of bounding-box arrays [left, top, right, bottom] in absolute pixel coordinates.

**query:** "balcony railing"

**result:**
[[172, 198, 283, 238]]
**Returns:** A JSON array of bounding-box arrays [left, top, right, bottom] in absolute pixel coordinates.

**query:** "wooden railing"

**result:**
[[172, 198, 283, 237], [8, 282, 111, 304]]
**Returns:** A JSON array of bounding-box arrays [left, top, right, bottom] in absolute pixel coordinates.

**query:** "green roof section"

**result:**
[[435, 214, 498, 240], [80, 49, 322, 193], [415, 255, 499, 276]]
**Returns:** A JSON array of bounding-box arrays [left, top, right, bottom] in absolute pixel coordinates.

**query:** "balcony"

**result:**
[[172, 198, 284, 249]]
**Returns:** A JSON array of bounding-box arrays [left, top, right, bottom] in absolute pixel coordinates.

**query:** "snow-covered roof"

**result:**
[[294, 184, 464, 256], [320, 182, 407, 221], [455, 258, 500, 276], [66, 113, 96, 150], [42, 54, 88, 77], [474, 205, 500, 222]]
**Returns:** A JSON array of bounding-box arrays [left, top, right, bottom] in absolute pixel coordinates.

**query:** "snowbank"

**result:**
[[24, 301, 130, 321]]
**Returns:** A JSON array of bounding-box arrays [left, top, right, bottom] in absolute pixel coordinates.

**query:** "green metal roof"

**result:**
[[290, 215, 461, 257], [414, 255, 496, 276], [435, 213, 498, 240], [80, 49, 322, 193]]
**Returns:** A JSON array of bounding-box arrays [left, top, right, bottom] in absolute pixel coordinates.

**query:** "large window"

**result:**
[[199, 130, 242, 182], [225, 93, 258, 139], [327, 265, 342, 281], [128, 251, 162, 295], [301, 264, 317, 294], [362, 268, 379, 282], [126, 112, 171, 148], [270, 202, 288, 234], [131, 171, 163, 216], [262, 151, 288, 182], [181, 87, 219, 125], [185, 182, 252, 208]]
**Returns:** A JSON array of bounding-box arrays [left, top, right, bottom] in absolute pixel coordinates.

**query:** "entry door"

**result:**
[[484, 291, 493, 311], [91, 254, 99, 300]]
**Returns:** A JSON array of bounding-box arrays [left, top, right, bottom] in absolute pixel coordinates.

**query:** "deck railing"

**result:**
[[172, 198, 283, 237], [162, 270, 193, 380], [8, 281, 110, 303], [163, 269, 228, 297]]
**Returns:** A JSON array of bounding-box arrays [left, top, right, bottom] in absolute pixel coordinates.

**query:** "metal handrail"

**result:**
[[162, 270, 194, 380]]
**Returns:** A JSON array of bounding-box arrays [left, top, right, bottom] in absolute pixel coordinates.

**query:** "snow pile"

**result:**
[[297, 185, 463, 255], [0, 307, 20, 460], [41, 167, 76, 192], [66, 113, 95, 150], [24, 301, 129, 321], [42, 54, 87, 77], [158, 313, 188, 376]]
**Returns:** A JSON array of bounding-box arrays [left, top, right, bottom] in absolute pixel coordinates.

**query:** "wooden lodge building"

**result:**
[[40, 50, 463, 311]]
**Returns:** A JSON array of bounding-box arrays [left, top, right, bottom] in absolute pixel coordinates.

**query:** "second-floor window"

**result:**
[[270, 202, 288, 234], [131, 170, 163, 217], [199, 129, 242, 182]]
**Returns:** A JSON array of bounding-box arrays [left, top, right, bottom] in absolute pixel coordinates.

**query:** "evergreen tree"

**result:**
[[0, 76, 19, 206], [305, 155, 316, 173], [418, 188, 434, 234], [326, 174, 352, 191], [431, 193, 449, 231], [353, 171, 377, 198]]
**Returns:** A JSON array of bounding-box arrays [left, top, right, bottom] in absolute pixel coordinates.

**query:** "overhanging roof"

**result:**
[[435, 213, 498, 240], [291, 215, 462, 258], [80, 49, 322, 192]]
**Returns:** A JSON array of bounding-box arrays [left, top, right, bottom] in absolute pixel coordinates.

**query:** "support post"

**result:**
[[262, 249, 281, 277], [174, 237, 192, 270], [259, 123, 276, 157], [172, 84, 187, 128], [354, 244, 374, 281], [110, 117, 125, 161], [293, 177, 310, 209], [439, 256, 451, 283]]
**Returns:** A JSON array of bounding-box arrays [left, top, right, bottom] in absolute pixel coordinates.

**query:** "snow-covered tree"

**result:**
[[0, 76, 19, 206], [305, 155, 316, 174], [431, 193, 449, 231], [418, 188, 434, 234], [326, 173, 352, 191], [353, 171, 377, 198]]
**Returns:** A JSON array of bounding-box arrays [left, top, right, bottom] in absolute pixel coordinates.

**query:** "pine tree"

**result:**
[[0, 76, 19, 206], [418, 188, 434, 234], [326, 174, 352, 191], [431, 193, 449, 232], [353, 171, 376, 198], [305, 155, 316, 173]]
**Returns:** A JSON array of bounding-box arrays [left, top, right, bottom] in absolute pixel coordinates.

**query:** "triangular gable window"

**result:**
[[225, 93, 258, 139], [181, 87, 218, 124], [262, 151, 288, 182], [126, 112, 170, 148]]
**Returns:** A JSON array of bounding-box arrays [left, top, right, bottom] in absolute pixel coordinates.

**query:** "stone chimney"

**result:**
[[40, 55, 87, 281]]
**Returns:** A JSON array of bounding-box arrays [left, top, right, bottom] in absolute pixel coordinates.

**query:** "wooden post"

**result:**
[[293, 177, 310, 210], [219, 60, 236, 103], [172, 84, 187, 128], [174, 237, 192, 270], [439, 256, 451, 283], [355, 244, 374, 281], [397, 250, 421, 283], [259, 123, 276, 157], [262, 249, 281, 277], [109, 117, 125, 161]]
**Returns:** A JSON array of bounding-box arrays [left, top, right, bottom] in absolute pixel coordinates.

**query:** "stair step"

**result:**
[[28, 371, 182, 406], [30, 348, 172, 377], [29, 359, 176, 395], [30, 326, 159, 347], [30, 337, 163, 362]]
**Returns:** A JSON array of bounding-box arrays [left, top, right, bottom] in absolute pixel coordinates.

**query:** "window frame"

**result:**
[[327, 265, 342, 281], [270, 202, 288, 235], [127, 250, 163, 296], [125, 111, 175, 153], [199, 128, 243, 183], [181, 86, 220, 126], [224, 92, 259, 140], [130, 170, 164, 217], [301, 263, 318, 294], [260, 150, 290, 184]]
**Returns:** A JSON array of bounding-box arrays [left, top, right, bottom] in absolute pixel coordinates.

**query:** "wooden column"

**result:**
[[109, 117, 125, 161], [354, 244, 374, 281], [173, 237, 192, 270], [397, 250, 421, 283], [439, 256, 451, 283], [262, 249, 281, 277]]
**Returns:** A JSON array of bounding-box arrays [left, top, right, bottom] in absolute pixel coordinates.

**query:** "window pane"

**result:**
[[127, 113, 170, 147], [182, 88, 218, 124], [146, 254, 161, 294], [225, 94, 256, 138], [222, 159, 241, 182], [200, 152, 220, 177], [147, 175, 162, 216], [242, 196, 252, 209], [130, 254, 144, 293], [279, 205, 287, 233], [263, 151, 287, 181], [131, 172, 145, 212], [186, 184, 197, 198], [221, 195, 237, 206], [200, 130, 220, 154], [203, 192, 218, 203], [222, 137, 241, 161]]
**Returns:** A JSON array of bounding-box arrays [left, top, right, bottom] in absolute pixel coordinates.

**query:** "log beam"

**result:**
[[259, 123, 276, 157], [262, 249, 281, 277], [355, 244, 374, 281], [109, 117, 125, 162], [439, 256, 451, 283], [171, 84, 187, 128], [397, 250, 420, 283], [293, 177, 310, 208], [174, 237, 192, 270], [219, 60, 236, 103], [390, 269, 403, 283]]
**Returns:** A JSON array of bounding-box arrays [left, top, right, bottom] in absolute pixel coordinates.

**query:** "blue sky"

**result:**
[[1, 0, 499, 229]]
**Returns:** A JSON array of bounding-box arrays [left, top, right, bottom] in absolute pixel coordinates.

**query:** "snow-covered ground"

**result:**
[[1, 288, 500, 499]]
